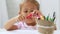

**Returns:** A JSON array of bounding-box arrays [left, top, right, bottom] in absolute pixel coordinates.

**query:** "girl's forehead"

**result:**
[[22, 2, 37, 9]]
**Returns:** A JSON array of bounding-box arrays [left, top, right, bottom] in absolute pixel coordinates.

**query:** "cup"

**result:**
[[36, 19, 55, 34]]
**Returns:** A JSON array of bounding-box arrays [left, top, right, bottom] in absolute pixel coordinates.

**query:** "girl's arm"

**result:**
[[4, 15, 25, 31], [4, 16, 19, 31]]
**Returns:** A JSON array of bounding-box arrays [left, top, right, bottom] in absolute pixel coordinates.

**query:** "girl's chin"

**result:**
[[26, 22, 36, 26], [27, 20, 35, 22], [27, 18, 35, 21]]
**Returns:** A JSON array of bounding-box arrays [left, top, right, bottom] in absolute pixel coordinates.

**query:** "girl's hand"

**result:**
[[34, 10, 45, 20], [33, 10, 43, 17], [17, 15, 25, 21]]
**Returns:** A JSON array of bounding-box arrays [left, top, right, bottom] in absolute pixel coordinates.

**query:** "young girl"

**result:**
[[4, 0, 56, 31]]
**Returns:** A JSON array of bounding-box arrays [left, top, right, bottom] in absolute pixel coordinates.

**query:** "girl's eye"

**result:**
[[24, 11, 28, 13], [30, 10, 33, 12]]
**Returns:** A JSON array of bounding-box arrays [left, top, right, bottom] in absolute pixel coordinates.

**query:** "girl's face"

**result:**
[[20, 2, 38, 24]]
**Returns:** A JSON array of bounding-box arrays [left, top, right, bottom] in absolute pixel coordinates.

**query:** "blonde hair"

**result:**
[[19, 0, 40, 14]]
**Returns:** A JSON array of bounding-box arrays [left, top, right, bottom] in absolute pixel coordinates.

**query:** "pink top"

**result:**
[[14, 21, 37, 30]]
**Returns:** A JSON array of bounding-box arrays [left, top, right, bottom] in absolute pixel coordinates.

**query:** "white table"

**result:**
[[0, 28, 60, 34]]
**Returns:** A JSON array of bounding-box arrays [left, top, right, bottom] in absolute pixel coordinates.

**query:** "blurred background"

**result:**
[[0, 0, 59, 30]]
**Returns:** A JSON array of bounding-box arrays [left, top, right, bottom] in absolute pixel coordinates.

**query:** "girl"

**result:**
[[4, 0, 56, 31]]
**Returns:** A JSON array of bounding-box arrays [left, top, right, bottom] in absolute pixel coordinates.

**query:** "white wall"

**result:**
[[6, 0, 23, 19], [0, 9, 1, 27], [0, 0, 8, 28]]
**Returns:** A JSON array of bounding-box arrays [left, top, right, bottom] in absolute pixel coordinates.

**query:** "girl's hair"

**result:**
[[19, 0, 40, 14]]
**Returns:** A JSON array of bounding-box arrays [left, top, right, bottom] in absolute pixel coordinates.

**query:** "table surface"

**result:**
[[0, 28, 60, 34]]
